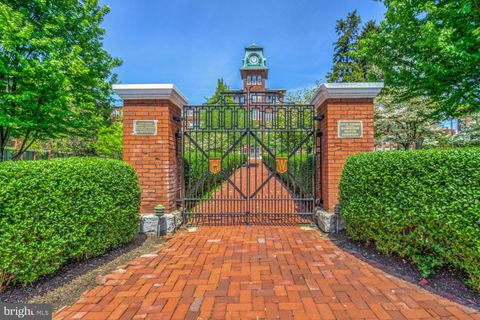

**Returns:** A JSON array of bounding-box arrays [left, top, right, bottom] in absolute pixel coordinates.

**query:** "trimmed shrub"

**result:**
[[263, 153, 314, 196], [0, 158, 141, 287], [340, 148, 480, 289], [184, 152, 247, 198]]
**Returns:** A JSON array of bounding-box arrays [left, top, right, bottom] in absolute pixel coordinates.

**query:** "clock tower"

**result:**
[[240, 44, 268, 92]]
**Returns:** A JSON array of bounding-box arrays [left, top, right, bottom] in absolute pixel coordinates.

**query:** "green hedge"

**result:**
[[340, 148, 480, 289], [263, 153, 314, 196], [184, 152, 247, 198], [0, 158, 141, 287]]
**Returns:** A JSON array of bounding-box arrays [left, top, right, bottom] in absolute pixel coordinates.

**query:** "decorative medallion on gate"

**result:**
[[209, 157, 222, 174], [276, 157, 288, 174], [182, 94, 316, 226]]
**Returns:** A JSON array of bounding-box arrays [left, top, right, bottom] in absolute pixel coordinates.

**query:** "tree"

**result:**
[[375, 90, 446, 150], [206, 79, 233, 104], [94, 119, 123, 159], [362, 0, 480, 117], [0, 0, 121, 161], [195, 79, 242, 153], [455, 114, 480, 146], [285, 82, 320, 104], [356, 21, 384, 82], [327, 11, 362, 82], [327, 11, 382, 83]]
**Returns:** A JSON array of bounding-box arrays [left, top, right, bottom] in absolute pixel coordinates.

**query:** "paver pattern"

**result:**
[[55, 227, 479, 320], [191, 160, 312, 225]]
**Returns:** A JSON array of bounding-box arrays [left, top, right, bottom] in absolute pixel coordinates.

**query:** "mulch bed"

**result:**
[[329, 231, 480, 310], [0, 234, 149, 304]]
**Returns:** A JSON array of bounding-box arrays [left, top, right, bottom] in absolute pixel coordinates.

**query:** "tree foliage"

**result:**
[[94, 119, 123, 159], [285, 82, 320, 104], [453, 114, 480, 146], [327, 11, 383, 83], [340, 148, 480, 289], [362, 0, 480, 117], [375, 90, 446, 149], [0, 0, 121, 160]]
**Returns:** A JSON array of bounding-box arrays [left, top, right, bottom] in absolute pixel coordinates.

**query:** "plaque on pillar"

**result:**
[[133, 120, 157, 136], [338, 120, 363, 138]]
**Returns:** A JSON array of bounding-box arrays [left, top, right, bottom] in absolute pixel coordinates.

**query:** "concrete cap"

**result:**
[[113, 84, 188, 109], [311, 82, 384, 107]]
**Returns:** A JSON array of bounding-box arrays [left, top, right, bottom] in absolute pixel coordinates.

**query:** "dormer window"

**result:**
[[247, 76, 251, 85], [252, 76, 257, 85], [258, 75, 262, 85]]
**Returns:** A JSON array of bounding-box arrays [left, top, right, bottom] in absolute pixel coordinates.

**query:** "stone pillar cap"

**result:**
[[113, 84, 188, 109], [311, 82, 384, 107]]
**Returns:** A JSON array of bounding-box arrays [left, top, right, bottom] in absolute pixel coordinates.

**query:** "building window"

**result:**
[[265, 111, 272, 121], [258, 75, 262, 85], [252, 76, 257, 85], [252, 95, 257, 103], [247, 76, 251, 85], [252, 109, 259, 120]]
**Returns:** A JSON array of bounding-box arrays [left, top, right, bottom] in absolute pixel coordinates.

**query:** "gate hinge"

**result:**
[[313, 115, 324, 121], [173, 115, 183, 122], [176, 131, 182, 138]]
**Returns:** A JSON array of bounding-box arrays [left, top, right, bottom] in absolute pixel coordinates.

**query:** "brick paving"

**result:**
[[191, 160, 313, 225], [55, 227, 479, 320], [193, 159, 298, 213]]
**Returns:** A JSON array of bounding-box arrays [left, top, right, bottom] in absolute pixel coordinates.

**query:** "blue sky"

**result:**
[[101, 0, 386, 104]]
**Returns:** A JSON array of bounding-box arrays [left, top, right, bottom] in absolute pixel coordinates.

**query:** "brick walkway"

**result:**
[[191, 160, 313, 225], [55, 227, 479, 320]]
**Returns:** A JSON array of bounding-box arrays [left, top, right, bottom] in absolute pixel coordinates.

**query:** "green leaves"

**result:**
[[327, 11, 383, 83], [263, 153, 314, 197], [184, 152, 247, 199], [363, 0, 480, 117], [339, 148, 480, 289], [0, 0, 121, 159], [374, 89, 446, 149], [94, 120, 123, 159], [0, 158, 140, 288]]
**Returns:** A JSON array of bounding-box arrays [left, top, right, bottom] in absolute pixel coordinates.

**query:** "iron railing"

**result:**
[[181, 91, 318, 225]]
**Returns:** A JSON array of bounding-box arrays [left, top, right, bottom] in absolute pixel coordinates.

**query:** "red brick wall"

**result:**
[[317, 98, 375, 212], [123, 99, 182, 215], [242, 70, 267, 91]]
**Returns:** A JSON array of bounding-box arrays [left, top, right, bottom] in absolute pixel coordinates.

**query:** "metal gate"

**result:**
[[181, 92, 317, 225]]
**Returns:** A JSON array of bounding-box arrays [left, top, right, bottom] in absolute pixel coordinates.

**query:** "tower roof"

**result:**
[[240, 43, 269, 76], [246, 43, 263, 50]]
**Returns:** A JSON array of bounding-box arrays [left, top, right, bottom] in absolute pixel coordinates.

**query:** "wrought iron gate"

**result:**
[[181, 92, 317, 225]]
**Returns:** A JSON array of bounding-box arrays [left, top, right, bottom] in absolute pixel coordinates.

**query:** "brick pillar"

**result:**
[[113, 84, 188, 215], [312, 83, 383, 214]]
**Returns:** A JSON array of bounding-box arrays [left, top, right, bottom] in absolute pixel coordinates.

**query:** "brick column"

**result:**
[[113, 84, 188, 216], [312, 83, 383, 230]]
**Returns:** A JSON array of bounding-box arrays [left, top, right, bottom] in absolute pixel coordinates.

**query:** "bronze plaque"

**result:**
[[134, 120, 157, 136], [209, 157, 222, 174], [338, 120, 363, 138], [276, 157, 288, 174]]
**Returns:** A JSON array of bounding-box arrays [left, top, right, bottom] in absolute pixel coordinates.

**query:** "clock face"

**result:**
[[249, 55, 259, 65]]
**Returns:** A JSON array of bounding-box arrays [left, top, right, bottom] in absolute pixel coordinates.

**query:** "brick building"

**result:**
[[227, 44, 285, 105], [113, 49, 383, 232]]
